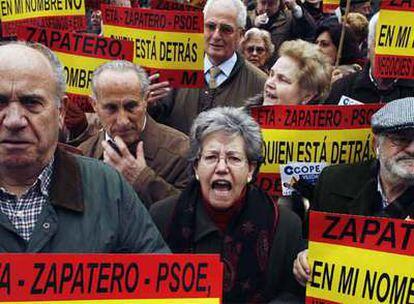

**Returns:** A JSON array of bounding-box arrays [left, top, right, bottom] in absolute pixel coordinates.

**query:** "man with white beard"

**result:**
[[293, 97, 414, 286]]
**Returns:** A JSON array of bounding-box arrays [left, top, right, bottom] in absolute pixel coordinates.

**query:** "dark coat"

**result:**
[[149, 54, 267, 135], [312, 159, 382, 215], [248, 7, 316, 69], [150, 187, 305, 303], [312, 159, 414, 218], [0, 148, 169, 253], [322, 63, 414, 104], [78, 115, 190, 207], [249, 8, 316, 52]]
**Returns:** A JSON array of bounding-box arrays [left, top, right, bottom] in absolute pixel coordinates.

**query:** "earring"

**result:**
[[247, 176, 252, 183], [195, 173, 199, 181]]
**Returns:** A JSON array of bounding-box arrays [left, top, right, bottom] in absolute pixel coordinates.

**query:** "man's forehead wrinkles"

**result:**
[[102, 98, 140, 105]]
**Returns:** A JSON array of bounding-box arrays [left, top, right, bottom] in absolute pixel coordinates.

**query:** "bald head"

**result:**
[[0, 42, 65, 174], [0, 42, 65, 106]]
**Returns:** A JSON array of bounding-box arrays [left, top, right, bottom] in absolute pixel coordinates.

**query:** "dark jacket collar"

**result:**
[[49, 146, 84, 212]]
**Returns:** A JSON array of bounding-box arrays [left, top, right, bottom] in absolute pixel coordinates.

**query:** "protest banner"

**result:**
[[102, 4, 204, 88], [0, 0, 86, 37], [306, 211, 414, 304], [251, 104, 382, 196], [323, 0, 339, 14], [17, 25, 134, 111], [374, 0, 414, 79], [0, 254, 223, 303]]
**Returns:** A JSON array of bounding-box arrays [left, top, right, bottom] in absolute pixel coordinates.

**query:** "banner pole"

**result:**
[[335, 0, 351, 67]]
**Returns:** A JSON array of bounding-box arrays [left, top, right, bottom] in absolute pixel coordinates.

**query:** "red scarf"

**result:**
[[202, 187, 247, 232]]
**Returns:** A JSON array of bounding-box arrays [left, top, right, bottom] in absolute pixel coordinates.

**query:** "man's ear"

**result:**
[[373, 134, 380, 156], [90, 95, 98, 112], [142, 91, 149, 111]]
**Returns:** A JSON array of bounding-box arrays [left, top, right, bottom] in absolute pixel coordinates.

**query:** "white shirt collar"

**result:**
[[377, 173, 389, 209], [204, 53, 237, 77]]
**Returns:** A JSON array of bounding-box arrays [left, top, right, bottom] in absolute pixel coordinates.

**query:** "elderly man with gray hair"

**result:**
[[149, 0, 267, 134], [0, 42, 168, 253], [293, 97, 414, 286], [79, 60, 190, 207]]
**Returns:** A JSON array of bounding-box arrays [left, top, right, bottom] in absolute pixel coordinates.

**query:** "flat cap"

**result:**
[[371, 97, 414, 134]]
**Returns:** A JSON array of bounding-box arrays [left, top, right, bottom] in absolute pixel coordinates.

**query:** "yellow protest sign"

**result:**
[[0, 0, 84, 21], [104, 25, 203, 71], [251, 104, 381, 196], [102, 5, 205, 88], [0, 0, 85, 36], [261, 129, 373, 173], [374, 0, 414, 78], [307, 211, 414, 304]]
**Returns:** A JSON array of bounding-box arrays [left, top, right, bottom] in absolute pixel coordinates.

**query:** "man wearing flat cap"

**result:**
[[293, 97, 414, 286], [311, 97, 414, 218]]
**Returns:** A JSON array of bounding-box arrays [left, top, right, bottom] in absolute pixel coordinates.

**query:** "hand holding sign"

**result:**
[[147, 73, 171, 105], [293, 249, 310, 287]]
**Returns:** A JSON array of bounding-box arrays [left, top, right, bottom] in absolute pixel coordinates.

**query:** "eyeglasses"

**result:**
[[199, 153, 247, 168], [386, 133, 414, 147], [246, 46, 266, 54], [204, 22, 236, 35]]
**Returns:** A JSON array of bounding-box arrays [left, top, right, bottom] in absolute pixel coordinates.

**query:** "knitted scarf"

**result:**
[[167, 180, 279, 303]]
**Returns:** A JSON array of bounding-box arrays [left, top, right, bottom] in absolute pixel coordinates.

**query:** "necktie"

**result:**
[[208, 66, 221, 89]]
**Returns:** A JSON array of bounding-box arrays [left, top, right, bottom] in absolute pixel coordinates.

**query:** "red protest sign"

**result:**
[[0, 254, 223, 302], [374, 1, 414, 79]]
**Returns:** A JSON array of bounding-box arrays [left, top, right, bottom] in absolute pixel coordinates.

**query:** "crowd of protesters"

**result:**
[[0, 0, 413, 303]]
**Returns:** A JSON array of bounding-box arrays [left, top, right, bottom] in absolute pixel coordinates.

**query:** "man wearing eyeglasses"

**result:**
[[149, 0, 267, 135], [293, 97, 414, 286]]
